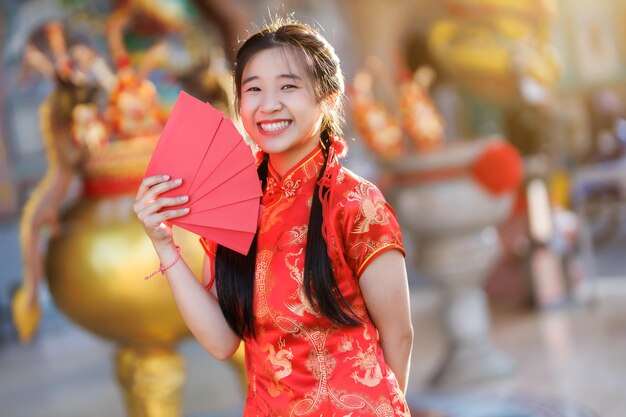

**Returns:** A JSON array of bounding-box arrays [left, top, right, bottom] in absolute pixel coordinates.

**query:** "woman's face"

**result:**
[[239, 47, 323, 167]]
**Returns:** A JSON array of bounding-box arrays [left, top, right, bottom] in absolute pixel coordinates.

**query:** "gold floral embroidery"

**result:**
[[267, 176, 280, 195], [327, 390, 382, 416], [347, 182, 390, 234], [337, 335, 354, 353], [282, 178, 301, 197], [277, 225, 308, 250], [267, 148, 321, 199]]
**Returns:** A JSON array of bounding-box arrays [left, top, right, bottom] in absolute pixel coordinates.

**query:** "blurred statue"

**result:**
[[14, 22, 100, 340], [351, 56, 445, 160]]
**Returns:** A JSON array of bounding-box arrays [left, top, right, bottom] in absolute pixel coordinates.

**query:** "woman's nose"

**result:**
[[260, 91, 282, 112]]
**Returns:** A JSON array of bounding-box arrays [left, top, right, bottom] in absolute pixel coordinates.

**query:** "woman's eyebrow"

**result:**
[[243, 73, 303, 86], [278, 73, 303, 81], [242, 75, 258, 86]]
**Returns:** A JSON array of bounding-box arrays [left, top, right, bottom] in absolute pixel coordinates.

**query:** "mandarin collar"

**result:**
[[266, 146, 325, 198]]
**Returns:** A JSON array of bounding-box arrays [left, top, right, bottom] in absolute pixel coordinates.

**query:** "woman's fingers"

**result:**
[[143, 178, 183, 203], [137, 175, 170, 200], [133, 175, 189, 246], [144, 207, 190, 228], [134, 178, 183, 213], [151, 195, 189, 212]]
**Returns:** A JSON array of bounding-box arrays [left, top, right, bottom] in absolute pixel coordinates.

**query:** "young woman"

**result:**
[[134, 19, 413, 417]]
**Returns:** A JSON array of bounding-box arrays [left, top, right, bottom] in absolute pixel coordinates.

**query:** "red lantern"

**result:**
[[470, 141, 523, 195]]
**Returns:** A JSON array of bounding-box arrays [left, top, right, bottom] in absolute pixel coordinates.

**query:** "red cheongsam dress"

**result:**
[[201, 145, 410, 417]]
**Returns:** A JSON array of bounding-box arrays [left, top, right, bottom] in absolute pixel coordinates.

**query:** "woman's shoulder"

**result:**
[[335, 166, 387, 202]]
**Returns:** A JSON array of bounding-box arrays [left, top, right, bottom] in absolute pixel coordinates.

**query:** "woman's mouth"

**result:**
[[258, 120, 291, 134]]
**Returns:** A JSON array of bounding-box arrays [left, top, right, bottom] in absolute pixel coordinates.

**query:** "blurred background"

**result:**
[[0, 0, 625, 416]]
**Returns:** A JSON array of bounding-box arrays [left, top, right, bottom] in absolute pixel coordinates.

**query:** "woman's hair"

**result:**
[[215, 18, 358, 339]]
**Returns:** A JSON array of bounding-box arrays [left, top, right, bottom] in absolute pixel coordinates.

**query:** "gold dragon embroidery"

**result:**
[[260, 196, 293, 234], [387, 369, 411, 417], [284, 248, 321, 317], [343, 340, 383, 388], [262, 337, 294, 397]]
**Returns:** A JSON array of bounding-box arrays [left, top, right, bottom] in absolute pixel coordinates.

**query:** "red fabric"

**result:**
[[201, 145, 409, 416]]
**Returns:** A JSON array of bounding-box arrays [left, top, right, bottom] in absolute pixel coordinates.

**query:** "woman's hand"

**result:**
[[133, 175, 189, 248]]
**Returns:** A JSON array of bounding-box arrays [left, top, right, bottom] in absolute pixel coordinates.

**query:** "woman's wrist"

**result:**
[[145, 244, 181, 280], [153, 240, 178, 260], [143, 240, 182, 280]]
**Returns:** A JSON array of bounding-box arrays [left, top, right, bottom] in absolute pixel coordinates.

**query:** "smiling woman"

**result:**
[[133, 17, 413, 417]]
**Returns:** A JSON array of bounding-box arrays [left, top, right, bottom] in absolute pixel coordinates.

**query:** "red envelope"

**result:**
[[187, 151, 261, 210], [175, 223, 255, 254], [187, 139, 256, 199], [187, 117, 251, 194], [144, 91, 262, 255], [144, 91, 222, 198], [183, 197, 260, 231]]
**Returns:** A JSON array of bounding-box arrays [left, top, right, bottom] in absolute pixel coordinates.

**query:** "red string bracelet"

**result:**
[[144, 245, 181, 280]]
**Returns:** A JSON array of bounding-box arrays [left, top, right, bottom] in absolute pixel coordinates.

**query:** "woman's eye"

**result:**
[[245, 87, 260, 92], [281, 84, 297, 90]]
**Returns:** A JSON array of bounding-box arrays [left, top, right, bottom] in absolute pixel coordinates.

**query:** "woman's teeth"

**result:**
[[260, 121, 290, 132]]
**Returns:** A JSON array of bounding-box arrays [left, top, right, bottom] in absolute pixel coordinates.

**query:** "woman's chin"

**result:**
[[256, 141, 290, 155]]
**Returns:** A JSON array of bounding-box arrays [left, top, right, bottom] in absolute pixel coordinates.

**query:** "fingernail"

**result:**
[[162, 175, 170, 180], [175, 178, 182, 184], [183, 207, 190, 212], [180, 196, 189, 202]]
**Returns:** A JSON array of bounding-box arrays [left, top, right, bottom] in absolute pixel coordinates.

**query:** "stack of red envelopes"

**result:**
[[144, 91, 262, 255]]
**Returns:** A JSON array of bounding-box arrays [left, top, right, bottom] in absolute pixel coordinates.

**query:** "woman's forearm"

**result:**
[[358, 250, 414, 393], [379, 326, 413, 393], [156, 243, 241, 360]]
